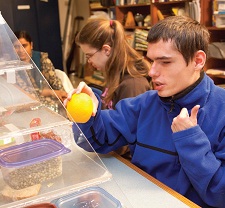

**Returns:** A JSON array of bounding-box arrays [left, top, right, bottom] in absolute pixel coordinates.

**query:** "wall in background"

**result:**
[[0, 0, 63, 70], [58, 0, 90, 72], [0, 0, 90, 72]]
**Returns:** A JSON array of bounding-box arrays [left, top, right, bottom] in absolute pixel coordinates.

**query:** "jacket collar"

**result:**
[[159, 72, 212, 113]]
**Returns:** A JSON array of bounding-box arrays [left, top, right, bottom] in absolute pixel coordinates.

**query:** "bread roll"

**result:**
[[1, 184, 41, 201]]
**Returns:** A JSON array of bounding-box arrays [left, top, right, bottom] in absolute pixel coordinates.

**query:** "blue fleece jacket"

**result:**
[[74, 73, 225, 208]]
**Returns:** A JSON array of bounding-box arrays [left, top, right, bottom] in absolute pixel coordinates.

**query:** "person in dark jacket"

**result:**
[[65, 16, 225, 207]]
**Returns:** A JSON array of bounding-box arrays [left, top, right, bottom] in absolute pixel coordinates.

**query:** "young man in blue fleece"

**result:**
[[65, 16, 225, 208]]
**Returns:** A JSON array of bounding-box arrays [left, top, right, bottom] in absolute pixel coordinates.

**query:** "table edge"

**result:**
[[110, 152, 201, 208]]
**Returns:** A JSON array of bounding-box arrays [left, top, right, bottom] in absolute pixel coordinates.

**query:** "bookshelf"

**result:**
[[116, 3, 151, 30], [88, 0, 225, 40], [87, 0, 225, 85], [151, 1, 192, 25], [201, 0, 225, 84]]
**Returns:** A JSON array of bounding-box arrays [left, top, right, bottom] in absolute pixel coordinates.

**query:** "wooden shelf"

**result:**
[[116, 3, 150, 8], [115, 3, 150, 26], [90, 6, 115, 11], [88, 0, 225, 85], [153, 0, 191, 5], [151, 0, 188, 24], [207, 27, 225, 31]]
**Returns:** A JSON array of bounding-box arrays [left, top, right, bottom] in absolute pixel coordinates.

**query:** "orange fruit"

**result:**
[[66, 93, 93, 123]]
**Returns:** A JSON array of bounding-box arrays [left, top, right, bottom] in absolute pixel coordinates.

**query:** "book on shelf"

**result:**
[[212, 0, 225, 26], [90, 2, 102, 9], [124, 29, 149, 51], [152, 0, 170, 2], [157, 10, 164, 20], [135, 29, 148, 37], [134, 29, 148, 51], [206, 68, 225, 76], [213, 0, 225, 13], [116, 0, 149, 5], [135, 37, 148, 44], [135, 43, 147, 50]]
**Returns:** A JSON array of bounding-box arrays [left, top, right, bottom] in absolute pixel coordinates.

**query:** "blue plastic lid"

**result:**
[[0, 139, 71, 168], [51, 187, 122, 208]]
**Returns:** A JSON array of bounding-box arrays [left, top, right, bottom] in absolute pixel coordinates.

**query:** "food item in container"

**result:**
[[29, 117, 42, 127], [30, 118, 41, 141], [1, 184, 41, 201], [40, 131, 62, 143], [4, 157, 62, 189], [24, 203, 57, 208], [29, 118, 62, 143], [0, 139, 70, 190], [51, 187, 122, 208]]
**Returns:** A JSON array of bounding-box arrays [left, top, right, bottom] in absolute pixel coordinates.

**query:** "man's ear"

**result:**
[[102, 44, 111, 56], [31, 42, 33, 50], [194, 50, 206, 70]]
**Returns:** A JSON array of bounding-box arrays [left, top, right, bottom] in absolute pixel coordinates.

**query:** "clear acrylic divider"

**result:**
[[0, 13, 132, 208]]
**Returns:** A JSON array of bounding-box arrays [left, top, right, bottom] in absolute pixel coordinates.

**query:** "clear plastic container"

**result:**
[[51, 187, 122, 208], [0, 139, 70, 189], [0, 13, 113, 208]]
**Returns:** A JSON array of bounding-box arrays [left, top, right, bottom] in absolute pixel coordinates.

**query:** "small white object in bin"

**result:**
[[6, 69, 16, 84], [4, 123, 24, 144]]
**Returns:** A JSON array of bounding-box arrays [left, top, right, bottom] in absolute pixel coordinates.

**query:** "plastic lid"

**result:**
[[0, 139, 71, 168], [24, 203, 57, 208], [51, 187, 122, 208]]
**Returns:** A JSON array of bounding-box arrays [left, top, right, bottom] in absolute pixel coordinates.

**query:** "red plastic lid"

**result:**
[[24, 203, 57, 208]]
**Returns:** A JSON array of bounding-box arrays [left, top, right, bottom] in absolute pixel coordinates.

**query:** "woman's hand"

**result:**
[[171, 105, 200, 133], [54, 90, 68, 102], [41, 89, 67, 102], [64, 81, 99, 116]]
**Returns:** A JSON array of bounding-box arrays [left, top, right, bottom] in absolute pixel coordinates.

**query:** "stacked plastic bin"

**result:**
[[0, 13, 124, 208]]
